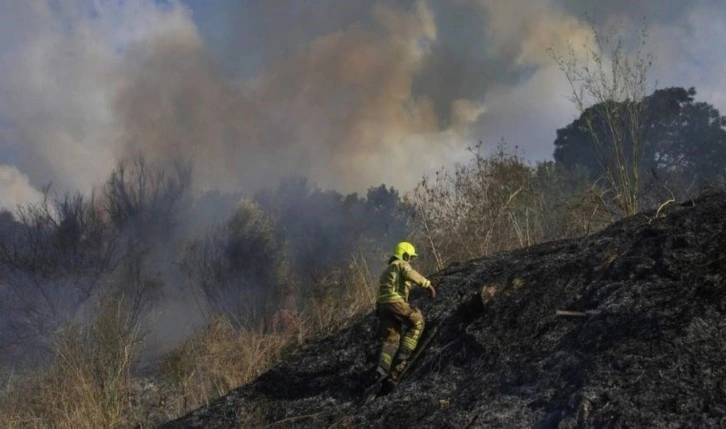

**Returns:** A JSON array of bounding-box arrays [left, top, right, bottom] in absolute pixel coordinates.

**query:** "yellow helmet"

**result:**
[[393, 242, 417, 261]]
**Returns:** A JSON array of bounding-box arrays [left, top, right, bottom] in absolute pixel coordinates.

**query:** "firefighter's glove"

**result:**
[[428, 284, 437, 300]]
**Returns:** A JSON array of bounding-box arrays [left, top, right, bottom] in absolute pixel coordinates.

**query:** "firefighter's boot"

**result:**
[[389, 353, 411, 381]]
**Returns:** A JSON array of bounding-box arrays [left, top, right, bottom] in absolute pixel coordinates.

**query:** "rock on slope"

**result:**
[[161, 193, 726, 428]]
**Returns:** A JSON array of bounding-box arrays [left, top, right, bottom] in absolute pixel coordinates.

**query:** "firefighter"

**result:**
[[375, 241, 436, 380]]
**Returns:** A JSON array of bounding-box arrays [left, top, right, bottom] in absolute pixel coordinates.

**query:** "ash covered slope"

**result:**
[[162, 193, 726, 428]]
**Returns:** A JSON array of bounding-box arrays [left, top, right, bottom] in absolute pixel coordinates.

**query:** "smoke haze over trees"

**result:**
[[1, 1, 726, 426]]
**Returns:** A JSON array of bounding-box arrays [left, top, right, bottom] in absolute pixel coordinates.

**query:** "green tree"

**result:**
[[554, 87, 726, 197]]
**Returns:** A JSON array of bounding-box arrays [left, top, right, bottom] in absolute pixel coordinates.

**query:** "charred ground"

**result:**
[[162, 192, 726, 428]]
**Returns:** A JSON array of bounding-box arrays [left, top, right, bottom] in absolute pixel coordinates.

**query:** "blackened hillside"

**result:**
[[161, 193, 726, 428]]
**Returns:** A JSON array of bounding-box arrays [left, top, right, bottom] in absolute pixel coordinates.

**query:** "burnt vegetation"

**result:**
[[163, 192, 726, 429], [0, 84, 725, 428]]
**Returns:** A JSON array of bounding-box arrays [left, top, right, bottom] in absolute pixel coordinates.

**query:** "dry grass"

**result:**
[[297, 256, 377, 339], [160, 317, 289, 416], [161, 256, 377, 422], [0, 300, 143, 429]]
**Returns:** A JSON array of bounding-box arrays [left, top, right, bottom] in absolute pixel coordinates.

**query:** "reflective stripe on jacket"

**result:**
[[377, 259, 431, 304]]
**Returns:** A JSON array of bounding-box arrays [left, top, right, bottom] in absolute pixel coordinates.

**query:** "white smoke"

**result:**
[[0, 0, 199, 195], [0, 0, 724, 204], [0, 165, 43, 212]]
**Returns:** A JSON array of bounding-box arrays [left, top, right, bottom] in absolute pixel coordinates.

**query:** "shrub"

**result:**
[[410, 143, 612, 272]]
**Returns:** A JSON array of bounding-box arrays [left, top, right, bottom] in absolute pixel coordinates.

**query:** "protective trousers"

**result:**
[[376, 301, 425, 374]]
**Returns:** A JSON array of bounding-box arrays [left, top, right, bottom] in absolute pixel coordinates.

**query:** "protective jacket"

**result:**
[[377, 259, 431, 304]]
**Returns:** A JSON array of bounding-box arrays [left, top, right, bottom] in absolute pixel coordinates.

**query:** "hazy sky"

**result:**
[[0, 0, 724, 210]]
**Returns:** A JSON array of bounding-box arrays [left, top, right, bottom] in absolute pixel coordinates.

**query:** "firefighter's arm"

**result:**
[[401, 263, 436, 299]]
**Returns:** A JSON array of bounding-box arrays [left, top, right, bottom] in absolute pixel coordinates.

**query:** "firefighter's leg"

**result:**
[[376, 306, 401, 376], [390, 303, 425, 377], [400, 307, 424, 355]]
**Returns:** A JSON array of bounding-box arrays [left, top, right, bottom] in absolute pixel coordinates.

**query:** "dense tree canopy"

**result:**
[[554, 87, 726, 187]]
